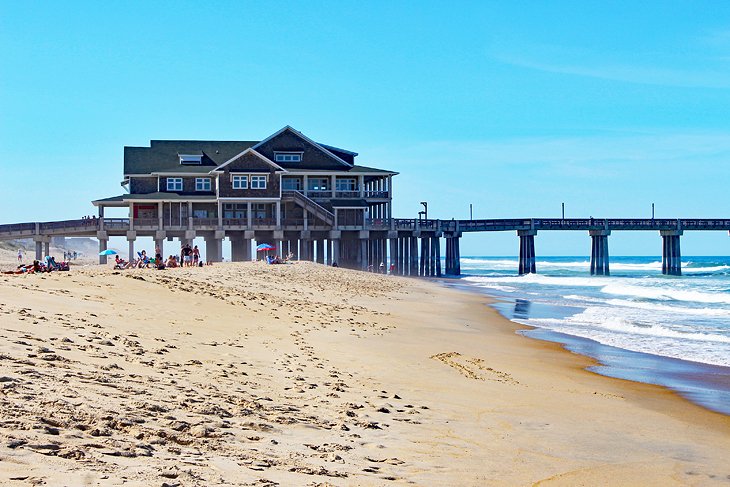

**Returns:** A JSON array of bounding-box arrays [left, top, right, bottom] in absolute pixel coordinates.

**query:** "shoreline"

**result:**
[[439, 275, 730, 417], [0, 262, 729, 485]]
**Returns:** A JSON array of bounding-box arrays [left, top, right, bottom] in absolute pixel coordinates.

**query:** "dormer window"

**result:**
[[179, 154, 202, 165], [274, 152, 302, 163]]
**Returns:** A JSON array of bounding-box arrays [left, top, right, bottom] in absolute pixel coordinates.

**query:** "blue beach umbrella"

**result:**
[[256, 244, 275, 251], [98, 249, 117, 256]]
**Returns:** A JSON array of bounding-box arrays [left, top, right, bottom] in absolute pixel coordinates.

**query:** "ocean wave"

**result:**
[[465, 274, 611, 288], [522, 316, 730, 367], [601, 283, 730, 304], [559, 294, 730, 317]]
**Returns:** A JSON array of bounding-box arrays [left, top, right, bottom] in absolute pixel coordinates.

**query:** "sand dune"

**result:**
[[0, 261, 728, 486]]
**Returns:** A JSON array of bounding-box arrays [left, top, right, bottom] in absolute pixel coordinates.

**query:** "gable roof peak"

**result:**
[[213, 147, 286, 172], [252, 126, 352, 168]]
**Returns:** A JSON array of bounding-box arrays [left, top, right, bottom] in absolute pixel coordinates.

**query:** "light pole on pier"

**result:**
[[652, 203, 655, 221], [420, 201, 428, 220], [470, 203, 473, 220], [562, 202, 565, 220]]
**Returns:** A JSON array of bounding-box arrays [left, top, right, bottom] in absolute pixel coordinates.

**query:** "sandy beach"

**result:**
[[0, 259, 728, 486]]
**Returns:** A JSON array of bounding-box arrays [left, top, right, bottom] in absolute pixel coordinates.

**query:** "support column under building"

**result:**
[[316, 239, 325, 264], [389, 238, 396, 273], [435, 236, 442, 277], [360, 238, 368, 270], [98, 237, 108, 265], [518, 230, 537, 275], [205, 237, 223, 263]]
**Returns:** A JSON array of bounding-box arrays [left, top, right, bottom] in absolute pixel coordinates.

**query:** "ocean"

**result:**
[[455, 256, 730, 415]]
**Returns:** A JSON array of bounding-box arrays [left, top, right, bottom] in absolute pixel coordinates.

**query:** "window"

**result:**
[[195, 178, 211, 191], [250, 175, 267, 189], [253, 203, 267, 218], [282, 177, 302, 190], [308, 177, 329, 191], [232, 175, 248, 189], [179, 154, 202, 165], [167, 178, 183, 191], [223, 203, 247, 219], [336, 178, 357, 191], [275, 152, 302, 163]]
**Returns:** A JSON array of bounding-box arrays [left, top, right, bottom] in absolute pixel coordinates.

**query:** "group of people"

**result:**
[[179, 243, 201, 267], [63, 250, 78, 261], [4, 255, 70, 275], [265, 252, 294, 265], [367, 262, 396, 274], [113, 244, 206, 271]]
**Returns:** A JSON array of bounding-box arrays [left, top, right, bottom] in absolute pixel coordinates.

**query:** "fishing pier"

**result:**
[[1, 216, 728, 277]]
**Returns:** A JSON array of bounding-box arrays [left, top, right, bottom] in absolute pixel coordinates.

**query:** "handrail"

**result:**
[[282, 190, 335, 225]]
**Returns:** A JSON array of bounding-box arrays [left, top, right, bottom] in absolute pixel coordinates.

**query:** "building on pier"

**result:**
[[93, 126, 406, 269]]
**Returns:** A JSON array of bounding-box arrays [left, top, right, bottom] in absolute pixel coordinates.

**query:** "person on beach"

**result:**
[[379, 262, 385, 273], [17, 249, 22, 263], [193, 245, 200, 266], [155, 245, 162, 264], [181, 244, 192, 267]]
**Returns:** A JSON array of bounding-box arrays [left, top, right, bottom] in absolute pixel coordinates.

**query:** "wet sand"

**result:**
[[0, 260, 728, 486]]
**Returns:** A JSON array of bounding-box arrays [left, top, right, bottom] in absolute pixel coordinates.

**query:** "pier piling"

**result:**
[[661, 230, 682, 276], [518, 230, 537, 275], [589, 230, 610, 276]]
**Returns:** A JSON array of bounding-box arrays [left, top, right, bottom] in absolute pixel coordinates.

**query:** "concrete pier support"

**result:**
[[360, 238, 368, 270], [410, 237, 418, 276], [400, 238, 407, 275], [127, 231, 136, 262], [419, 237, 428, 276], [389, 238, 398, 273], [205, 236, 223, 263], [316, 240, 325, 264], [444, 234, 462, 275], [435, 236, 442, 277], [35, 240, 43, 261], [661, 230, 682, 276], [155, 238, 164, 261], [589, 230, 610, 276], [231, 236, 250, 262], [332, 239, 340, 265], [518, 230, 537, 275], [97, 233, 109, 264]]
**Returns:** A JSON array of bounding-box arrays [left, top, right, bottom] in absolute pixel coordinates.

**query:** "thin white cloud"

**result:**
[[366, 132, 730, 173], [489, 35, 730, 89]]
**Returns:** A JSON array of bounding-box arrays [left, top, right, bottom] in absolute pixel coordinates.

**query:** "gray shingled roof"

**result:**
[[124, 138, 397, 175], [124, 141, 257, 175]]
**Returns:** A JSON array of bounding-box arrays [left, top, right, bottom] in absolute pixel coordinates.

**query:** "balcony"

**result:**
[[334, 191, 360, 198], [133, 218, 159, 228]]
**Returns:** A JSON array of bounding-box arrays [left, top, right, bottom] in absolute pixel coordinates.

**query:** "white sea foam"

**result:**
[[461, 257, 730, 367], [465, 274, 611, 288], [601, 283, 730, 304]]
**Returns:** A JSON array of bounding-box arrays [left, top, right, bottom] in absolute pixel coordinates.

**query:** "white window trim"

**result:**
[[167, 177, 183, 191], [250, 175, 267, 190], [335, 178, 357, 191], [232, 175, 248, 189], [195, 177, 211, 191]]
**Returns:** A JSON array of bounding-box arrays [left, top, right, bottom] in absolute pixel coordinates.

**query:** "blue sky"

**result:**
[[2, 1, 730, 256]]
